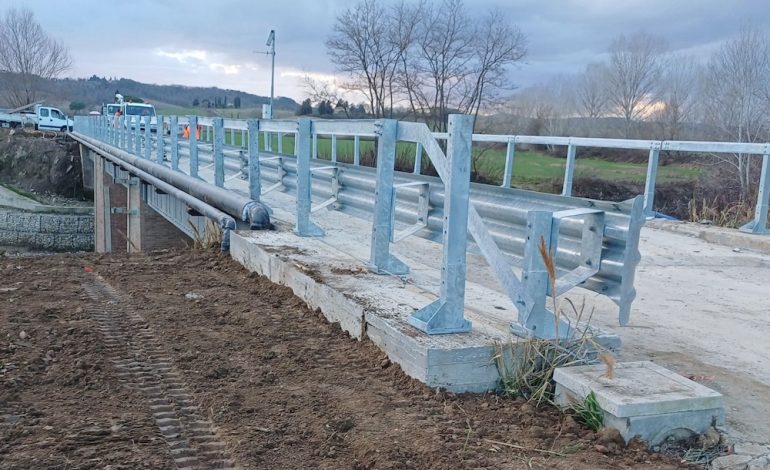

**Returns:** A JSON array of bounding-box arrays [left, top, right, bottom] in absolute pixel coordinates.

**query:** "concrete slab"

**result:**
[[554, 361, 724, 445], [231, 227, 620, 392]]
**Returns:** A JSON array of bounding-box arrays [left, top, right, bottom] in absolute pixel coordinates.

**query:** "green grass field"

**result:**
[[208, 131, 700, 187]]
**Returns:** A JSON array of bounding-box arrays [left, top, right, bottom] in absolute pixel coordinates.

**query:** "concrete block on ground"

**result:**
[[554, 361, 724, 446]]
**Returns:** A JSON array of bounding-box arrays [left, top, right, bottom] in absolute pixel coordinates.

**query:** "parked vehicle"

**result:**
[[121, 102, 158, 132], [0, 103, 74, 132]]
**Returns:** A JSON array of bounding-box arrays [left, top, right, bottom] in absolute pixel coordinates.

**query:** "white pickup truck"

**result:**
[[0, 103, 74, 132], [121, 102, 158, 132]]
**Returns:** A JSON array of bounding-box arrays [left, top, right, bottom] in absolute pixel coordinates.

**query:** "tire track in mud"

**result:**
[[83, 275, 236, 469]]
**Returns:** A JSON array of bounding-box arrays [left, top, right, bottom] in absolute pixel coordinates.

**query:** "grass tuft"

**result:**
[[570, 390, 604, 431]]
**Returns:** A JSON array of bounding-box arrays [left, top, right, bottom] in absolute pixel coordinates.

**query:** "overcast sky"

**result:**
[[4, 0, 770, 103]]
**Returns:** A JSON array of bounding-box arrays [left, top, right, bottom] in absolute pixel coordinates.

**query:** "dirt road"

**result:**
[[1, 250, 686, 469]]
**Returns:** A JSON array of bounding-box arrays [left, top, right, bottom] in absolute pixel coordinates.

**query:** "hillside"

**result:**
[[0, 74, 299, 115]]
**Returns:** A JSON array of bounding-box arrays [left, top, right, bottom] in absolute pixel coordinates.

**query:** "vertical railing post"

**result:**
[[354, 135, 360, 166], [312, 133, 318, 159], [741, 152, 770, 234], [241, 128, 246, 149], [134, 117, 142, 156], [409, 114, 473, 335], [561, 144, 577, 197], [277, 132, 283, 154], [213, 117, 225, 187], [413, 142, 423, 174], [170, 116, 179, 171], [331, 134, 337, 162], [156, 115, 164, 164], [368, 119, 409, 275], [501, 139, 516, 188], [144, 118, 152, 160], [247, 119, 261, 200], [119, 116, 127, 150], [127, 116, 135, 153], [643, 145, 661, 218], [188, 116, 199, 178], [295, 118, 324, 237]]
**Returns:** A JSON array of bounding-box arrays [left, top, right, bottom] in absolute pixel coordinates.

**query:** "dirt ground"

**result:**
[[1, 250, 689, 469]]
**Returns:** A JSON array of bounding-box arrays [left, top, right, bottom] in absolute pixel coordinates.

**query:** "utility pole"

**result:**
[[266, 30, 275, 119]]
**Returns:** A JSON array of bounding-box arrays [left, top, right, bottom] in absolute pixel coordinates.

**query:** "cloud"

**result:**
[[209, 63, 240, 75], [155, 49, 208, 63]]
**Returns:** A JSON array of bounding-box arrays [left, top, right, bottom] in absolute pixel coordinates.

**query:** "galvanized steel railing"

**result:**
[[73, 114, 766, 340]]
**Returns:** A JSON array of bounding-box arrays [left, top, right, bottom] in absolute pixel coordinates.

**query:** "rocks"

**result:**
[[711, 454, 754, 469], [184, 292, 203, 300], [18, 330, 28, 340], [698, 426, 722, 448], [734, 443, 770, 457], [597, 427, 625, 447]]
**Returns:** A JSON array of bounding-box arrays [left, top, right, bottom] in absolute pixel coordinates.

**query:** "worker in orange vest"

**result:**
[[182, 124, 202, 140]]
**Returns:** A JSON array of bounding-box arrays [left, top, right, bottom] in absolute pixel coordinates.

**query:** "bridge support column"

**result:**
[[93, 152, 110, 253], [127, 177, 142, 253]]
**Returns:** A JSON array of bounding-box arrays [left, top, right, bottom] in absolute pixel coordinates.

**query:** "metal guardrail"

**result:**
[[73, 114, 765, 340], [173, 116, 770, 235]]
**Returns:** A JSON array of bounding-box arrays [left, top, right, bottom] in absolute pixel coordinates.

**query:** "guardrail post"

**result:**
[[413, 142, 423, 174], [561, 144, 576, 196], [643, 146, 661, 218], [354, 135, 360, 165], [741, 153, 770, 234], [131, 117, 139, 155], [120, 116, 127, 150], [312, 133, 318, 159], [241, 129, 246, 149], [409, 114, 473, 335], [170, 116, 179, 171], [331, 135, 337, 163], [368, 119, 409, 275], [295, 118, 324, 237], [156, 115, 164, 164], [247, 119, 261, 200], [188, 116, 199, 178], [144, 118, 152, 160], [501, 139, 515, 188], [127, 117, 134, 153], [277, 132, 283, 154], [213, 117, 225, 187]]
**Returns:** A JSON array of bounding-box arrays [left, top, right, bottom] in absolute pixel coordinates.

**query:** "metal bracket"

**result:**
[[511, 208, 606, 340], [310, 166, 340, 213], [110, 207, 138, 215], [391, 181, 430, 243]]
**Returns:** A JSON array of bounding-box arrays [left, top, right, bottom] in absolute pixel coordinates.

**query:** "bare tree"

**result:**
[[0, 8, 72, 107], [653, 54, 700, 140], [400, 1, 526, 131], [576, 63, 609, 119], [328, 0, 526, 130], [700, 26, 770, 197], [326, 0, 415, 118], [605, 32, 667, 138]]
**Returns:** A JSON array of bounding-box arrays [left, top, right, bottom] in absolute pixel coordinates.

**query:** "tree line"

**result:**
[[507, 27, 770, 197]]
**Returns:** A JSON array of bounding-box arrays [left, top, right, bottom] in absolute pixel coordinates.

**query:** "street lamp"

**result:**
[[265, 29, 275, 119]]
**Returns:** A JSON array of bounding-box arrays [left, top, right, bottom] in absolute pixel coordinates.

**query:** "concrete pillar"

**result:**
[[93, 152, 108, 253], [127, 177, 142, 253]]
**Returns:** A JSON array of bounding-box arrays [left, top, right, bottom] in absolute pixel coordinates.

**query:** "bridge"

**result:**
[[69, 114, 770, 446]]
